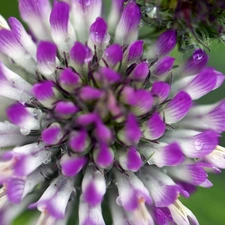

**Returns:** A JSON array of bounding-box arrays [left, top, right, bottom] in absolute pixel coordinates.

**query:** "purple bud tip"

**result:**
[[127, 147, 142, 171], [90, 17, 108, 43], [6, 102, 29, 126], [32, 81, 54, 101], [125, 114, 142, 145], [59, 68, 80, 86], [94, 144, 114, 168], [54, 101, 78, 117], [157, 30, 177, 56], [131, 62, 149, 80], [153, 56, 175, 76], [127, 40, 144, 64], [79, 86, 103, 101], [103, 44, 123, 67], [184, 49, 209, 74], [70, 42, 92, 65], [98, 67, 121, 84], [41, 124, 62, 145], [69, 130, 89, 153]]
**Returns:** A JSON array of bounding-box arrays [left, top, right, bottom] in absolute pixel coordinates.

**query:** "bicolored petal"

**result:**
[[70, 41, 92, 71], [117, 147, 142, 172], [79, 196, 105, 225], [142, 112, 166, 140], [50, 1, 76, 52], [167, 163, 208, 186], [0, 62, 32, 102], [89, 17, 110, 51], [149, 143, 185, 167], [71, 0, 102, 41], [32, 80, 58, 107], [36, 41, 57, 77], [183, 67, 217, 100], [164, 91, 192, 124], [19, 0, 51, 40], [168, 200, 199, 225], [108, 0, 124, 32], [205, 145, 225, 169], [8, 17, 37, 59], [114, 170, 152, 211], [30, 176, 74, 219], [6, 102, 40, 134], [93, 143, 114, 169], [59, 68, 81, 92], [82, 165, 106, 206], [115, 2, 141, 44], [0, 29, 36, 73]]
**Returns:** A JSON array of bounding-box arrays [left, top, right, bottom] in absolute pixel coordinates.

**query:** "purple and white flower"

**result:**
[[0, 0, 225, 224]]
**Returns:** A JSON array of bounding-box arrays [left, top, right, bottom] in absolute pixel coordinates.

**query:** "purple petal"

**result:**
[[164, 91, 192, 124], [156, 30, 177, 56], [153, 56, 175, 76]]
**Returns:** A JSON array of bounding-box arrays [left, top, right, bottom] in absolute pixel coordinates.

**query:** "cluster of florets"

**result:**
[[0, 0, 225, 225]]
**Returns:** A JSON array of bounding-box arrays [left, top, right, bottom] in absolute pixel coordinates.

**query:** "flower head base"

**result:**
[[0, 0, 225, 224]]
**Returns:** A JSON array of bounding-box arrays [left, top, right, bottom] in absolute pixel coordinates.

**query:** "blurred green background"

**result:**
[[1, 1, 225, 225]]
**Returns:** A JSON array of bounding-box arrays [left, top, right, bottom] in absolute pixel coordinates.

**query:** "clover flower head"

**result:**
[[0, 0, 225, 225]]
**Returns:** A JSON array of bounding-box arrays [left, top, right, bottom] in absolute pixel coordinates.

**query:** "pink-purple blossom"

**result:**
[[0, 0, 225, 225]]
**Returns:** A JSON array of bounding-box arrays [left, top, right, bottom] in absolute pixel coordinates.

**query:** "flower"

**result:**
[[0, 0, 225, 225]]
